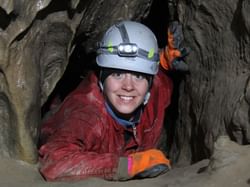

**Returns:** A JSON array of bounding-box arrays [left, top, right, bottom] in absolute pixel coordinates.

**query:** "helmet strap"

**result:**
[[98, 81, 104, 91], [143, 92, 151, 105]]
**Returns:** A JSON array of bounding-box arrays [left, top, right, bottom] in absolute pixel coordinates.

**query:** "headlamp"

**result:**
[[117, 43, 138, 57], [97, 42, 159, 62]]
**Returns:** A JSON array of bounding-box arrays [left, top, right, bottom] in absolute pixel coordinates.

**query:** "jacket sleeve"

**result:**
[[39, 100, 120, 181]]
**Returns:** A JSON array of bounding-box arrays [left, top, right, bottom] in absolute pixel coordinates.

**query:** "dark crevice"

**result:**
[[41, 45, 97, 117], [0, 7, 12, 30], [142, 0, 169, 48], [36, 0, 69, 20]]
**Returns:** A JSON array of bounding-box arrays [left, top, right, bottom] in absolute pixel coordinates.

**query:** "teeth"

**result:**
[[120, 96, 133, 101]]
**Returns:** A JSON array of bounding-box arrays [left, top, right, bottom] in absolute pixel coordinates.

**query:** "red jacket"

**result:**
[[39, 69, 173, 181]]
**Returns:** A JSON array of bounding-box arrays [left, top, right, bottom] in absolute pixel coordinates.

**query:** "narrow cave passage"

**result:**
[[42, 0, 173, 115], [40, 0, 186, 165]]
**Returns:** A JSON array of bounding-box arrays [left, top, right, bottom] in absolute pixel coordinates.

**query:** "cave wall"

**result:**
[[0, 0, 84, 163], [169, 0, 250, 165]]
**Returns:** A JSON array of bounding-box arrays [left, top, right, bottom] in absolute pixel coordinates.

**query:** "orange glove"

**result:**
[[115, 149, 170, 180], [160, 21, 189, 71], [128, 149, 170, 177]]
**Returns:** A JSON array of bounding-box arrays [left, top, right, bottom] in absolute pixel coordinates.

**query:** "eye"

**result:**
[[111, 72, 124, 79], [133, 73, 146, 80]]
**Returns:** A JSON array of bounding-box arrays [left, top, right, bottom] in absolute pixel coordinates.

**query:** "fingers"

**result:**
[[134, 164, 170, 179], [172, 59, 189, 71], [179, 47, 191, 58]]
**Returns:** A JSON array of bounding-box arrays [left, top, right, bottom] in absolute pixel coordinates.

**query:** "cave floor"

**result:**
[[0, 158, 210, 187], [1, 149, 249, 187]]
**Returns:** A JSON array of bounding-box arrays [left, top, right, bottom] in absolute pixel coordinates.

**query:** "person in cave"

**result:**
[[38, 20, 188, 181]]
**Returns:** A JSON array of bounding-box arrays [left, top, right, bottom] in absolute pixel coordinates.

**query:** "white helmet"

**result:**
[[96, 21, 159, 75]]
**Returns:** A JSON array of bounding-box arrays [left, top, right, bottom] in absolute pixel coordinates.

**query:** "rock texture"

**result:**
[[0, 0, 83, 163], [168, 0, 250, 165], [0, 1, 249, 185], [0, 136, 249, 187]]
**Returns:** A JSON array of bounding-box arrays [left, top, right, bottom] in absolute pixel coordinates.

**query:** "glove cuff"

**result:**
[[160, 50, 171, 71], [113, 157, 131, 181]]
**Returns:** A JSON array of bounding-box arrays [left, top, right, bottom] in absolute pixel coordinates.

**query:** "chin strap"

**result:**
[[143, 92, 151, 105], [98, 80, 104, 91]]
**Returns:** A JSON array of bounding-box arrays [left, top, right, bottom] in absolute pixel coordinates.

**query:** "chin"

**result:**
[[115, 106, 137, 117], [117, 108, 135, 115]]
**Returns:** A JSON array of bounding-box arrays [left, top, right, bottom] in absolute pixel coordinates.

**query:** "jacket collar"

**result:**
[[105, 102, 142, 128]]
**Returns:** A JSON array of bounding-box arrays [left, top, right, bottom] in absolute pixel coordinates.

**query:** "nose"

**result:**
[[121, 74, 134, 91]]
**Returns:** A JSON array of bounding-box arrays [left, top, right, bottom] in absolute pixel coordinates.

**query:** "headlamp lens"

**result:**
[[118, 43, 138, 57]]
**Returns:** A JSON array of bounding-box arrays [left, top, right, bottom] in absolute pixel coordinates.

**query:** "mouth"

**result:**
[[119, 95, 134, 102]]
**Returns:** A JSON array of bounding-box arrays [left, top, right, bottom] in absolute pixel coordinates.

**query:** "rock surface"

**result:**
[[1, 136, 249, 187], [168, 0, 250, 165]]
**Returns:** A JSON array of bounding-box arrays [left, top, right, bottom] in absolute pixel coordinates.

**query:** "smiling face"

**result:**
[[103, 71, 149, 119]]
